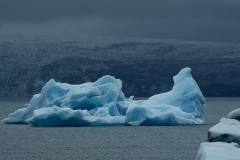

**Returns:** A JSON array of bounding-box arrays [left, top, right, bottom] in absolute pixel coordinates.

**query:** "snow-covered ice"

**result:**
[[196, 108, 240, 160], [227, 108, 240, 121], [208, 118, 240, 144], [196, 142, 240, 160], [2, 67, 206, 127]]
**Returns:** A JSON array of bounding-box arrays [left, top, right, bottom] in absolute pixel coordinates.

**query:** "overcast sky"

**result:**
[[0, 0, 240, 42]]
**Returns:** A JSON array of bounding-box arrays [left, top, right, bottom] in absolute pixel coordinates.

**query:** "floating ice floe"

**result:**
[[2, 67, 206, 127], [196, 108, 240, 160], [196, 142, 240, 160], [208, 118, 240, 144]]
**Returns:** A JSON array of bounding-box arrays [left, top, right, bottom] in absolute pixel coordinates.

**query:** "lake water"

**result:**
[[0, 98, 240, 160]]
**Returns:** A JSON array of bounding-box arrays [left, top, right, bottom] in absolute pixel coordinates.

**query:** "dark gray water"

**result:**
[[0, 98, 240, 160]]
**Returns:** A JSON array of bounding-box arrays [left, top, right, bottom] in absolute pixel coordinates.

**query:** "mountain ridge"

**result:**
[[1, 39, 240, 97]]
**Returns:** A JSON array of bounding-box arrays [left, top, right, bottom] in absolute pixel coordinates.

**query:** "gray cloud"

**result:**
[[1, 0, 240, 42]]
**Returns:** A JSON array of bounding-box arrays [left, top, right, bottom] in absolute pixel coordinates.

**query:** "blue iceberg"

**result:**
[[2, 67, 206, 127]]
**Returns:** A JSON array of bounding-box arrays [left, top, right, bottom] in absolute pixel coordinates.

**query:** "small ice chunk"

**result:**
[[208, 118, 240, 145], [196, 142, 240, 160]]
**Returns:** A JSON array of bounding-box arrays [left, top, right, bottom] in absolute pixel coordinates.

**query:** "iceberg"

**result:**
[[196, 109, 240, 160], [196, 142, 240, 160], [208, 118, 240, 145], [2, 67, 206, 127]]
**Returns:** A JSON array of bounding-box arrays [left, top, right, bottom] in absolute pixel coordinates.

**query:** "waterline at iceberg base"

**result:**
[[2, 67, 206, 127]]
